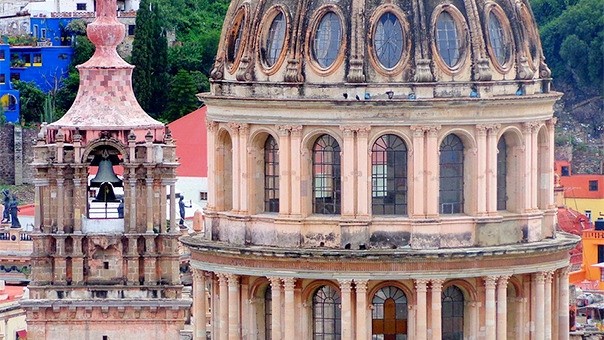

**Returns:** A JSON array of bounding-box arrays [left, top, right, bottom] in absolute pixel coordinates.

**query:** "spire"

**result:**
[[49, 0, 163, 131]]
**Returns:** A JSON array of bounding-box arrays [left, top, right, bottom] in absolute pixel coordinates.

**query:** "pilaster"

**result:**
[[354, 279, 368, 340], [430, 279, 444, 340], [277, 125, 292, 215], [338, 279, 353, 340], [268, 276, 282, 340], [415, 279, 429, 340], [496, 275, 509, 340], [283, 278, 296, 339]]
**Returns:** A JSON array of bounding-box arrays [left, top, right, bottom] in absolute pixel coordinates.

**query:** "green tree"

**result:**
[[12, 81, 46, 123], [131, 0, 169, 118], [162, 70, 200, 122]]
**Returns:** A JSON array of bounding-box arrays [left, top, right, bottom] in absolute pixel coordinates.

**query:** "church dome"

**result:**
[[209, 0, 551, 100]]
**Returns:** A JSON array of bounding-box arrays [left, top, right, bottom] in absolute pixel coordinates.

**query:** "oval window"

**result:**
[[312, 12, 342, 69], [264, 12, 287, 67], [488, 11, 509, 66], [374, 12, 404, 69], [435, 12, 461, 68], [227, 12, 245, 63]]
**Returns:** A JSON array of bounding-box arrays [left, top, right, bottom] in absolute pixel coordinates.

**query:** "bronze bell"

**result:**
[[90, 159, 123, 188]]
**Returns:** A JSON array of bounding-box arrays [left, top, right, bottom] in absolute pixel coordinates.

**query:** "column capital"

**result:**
[[206, 119, 218, 132], [339, 125, 357, 137], [338, 279, 353, 293], [415, 279, 429, 292], [276, 125, 290, 136], [238, 123, 250, 135], [545, 271, 554, 283], [354, 279, 368, 293], [497, 275, 510, 286], [216, 272, 228, 283], [476, 124, 488, 136], [484, 276, 498, 289], [192, 268, 205, 281], [534, 272, 547, 283], [226, 274, 239, 286], [290, 125, 303, 137], [410, 125, 426, 137], [227, 122, 241, 135], [268, 276, 282, 288], [357, 126, 371, 137], [431, 279, 445, 290], [558, 266, 571, 277], [282, 277, 296, 290], [523, 121, 539, 134], [546, 117, 558, 129]]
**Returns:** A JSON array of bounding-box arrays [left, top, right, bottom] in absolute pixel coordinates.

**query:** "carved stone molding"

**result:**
[[354, 279, 368, 293], [484, 276, 498, 289], [282, 277, 296, 290], [414, 279, 429, 292], [338, 279, 353, 293]]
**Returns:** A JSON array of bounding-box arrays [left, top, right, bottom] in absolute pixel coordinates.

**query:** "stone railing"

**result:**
[[0, 227, 33, 253], [583, 230, 604, 239]]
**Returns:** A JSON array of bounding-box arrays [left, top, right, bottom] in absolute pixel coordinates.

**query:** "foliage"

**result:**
[[12, 81, 45, 123], [54, 71, 80, 117], [72, 35, 95, 69], [162, 70, 201, 122], [131, 0, 169, 118], [42, 94, 57, 123], [6, 34, 37, 46], [534, 0, 603, 93], [64, 19, 88, 36]]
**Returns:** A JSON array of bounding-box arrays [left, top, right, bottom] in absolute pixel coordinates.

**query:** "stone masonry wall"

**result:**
[[0, 125, 36, 185]]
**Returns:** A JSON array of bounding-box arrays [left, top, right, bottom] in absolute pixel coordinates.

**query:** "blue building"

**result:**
[[30, 17, 76, 47], [10, 45, 73, 92], [0, 44, 20, 124]]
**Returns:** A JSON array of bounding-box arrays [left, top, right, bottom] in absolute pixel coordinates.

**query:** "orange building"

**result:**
[[555, 160, 604, 221]]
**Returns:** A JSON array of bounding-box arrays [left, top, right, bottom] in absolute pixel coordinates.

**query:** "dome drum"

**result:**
[[210, 0, 552, 99]]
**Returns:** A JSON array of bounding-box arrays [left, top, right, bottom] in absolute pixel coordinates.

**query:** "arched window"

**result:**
[[264, 286, 272, 339], [439, 134, 464, 214], [442, 285, 464, 340], [436, 11, 461, 67], [313, 135, 341, 214], [372, 286, 408, 339], [264, 135, 279, 213], [497, 137, 507, 210], [487, 11, 510, 67], [313, 285, 341, 339], [372, 134, 408, 215]]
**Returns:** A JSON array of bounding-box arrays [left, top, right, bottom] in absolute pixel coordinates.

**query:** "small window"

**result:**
[[487, 11, 510, 67], [439, 134, 464, 214], [312, 11, 342, 69], [76, 3, 87, 11], [128, 25, 136, 36], [313, 135, 341, 215], [10, 73, 20, 81], [586, 210, 592, 221], [33, 25, 39, 38], [589, 180, 599, 192], [103, 261, 109, 269], [0, 74, 5, 84], [33, 53, 42, 66], [41, 29, 47, 40], [373, 12, 405, 69], [263, 11, 287, 68], [436, 11, 461, 68], [23, 54, 31, 66], [264, 135, 279, 213], [227, 9, 246, 64], [199, 192, 208, 201], [103, 336, 109, 340], [0, 50, 5, 60], [561, 166, 570, 176]]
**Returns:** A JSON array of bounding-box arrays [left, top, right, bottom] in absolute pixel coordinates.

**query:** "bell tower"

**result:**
[[21, 0, 191, 338]]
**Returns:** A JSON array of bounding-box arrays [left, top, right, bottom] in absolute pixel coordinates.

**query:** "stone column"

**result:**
[[558, 267, 570, 340], [72, 171, 84, 233], [128, 176, 137, 233], [356, 127, 370, 216], [283, 278, 296, 339], [516, 297, 525, 340], [425, 126, 441, 217], [415, 279, 428, 340], [522, 123, 534, 211], [145, 170, 154, 233], [277, 126, 291, 215], [431, 279, 444, 340], [169, 183, 177, 233], [485, 276, 497, 340], [530, 124, 539, 209], [340, 127, 356, 217], [339, 279, 353, 340], [56, 168, 64, 231], [355, 279, 368, 340], [410, 126, 425, 217], [193, 269, 207, 340], [290, 126, 303, 216], [229, 123, 241, 212], [534, 272, 546, 339], [218, 273, 229, 340], [544, 119, 557, 208], [227, 274, 240, 340], [206, 121, 218, 210], [545, 271, 553, 340], [33, 179, 47, 230], [476, 126, 488, 215], [238, 124, 250, 214], [496, 276, 508, 340], [487, 125, 500, 213], [269, 277, 282, 340]]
